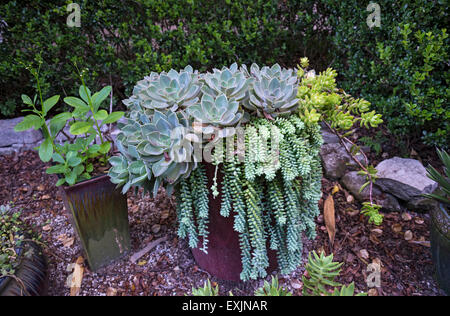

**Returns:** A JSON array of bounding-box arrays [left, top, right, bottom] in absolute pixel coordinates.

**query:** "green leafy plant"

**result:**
[[302, 251, 366, 296], [423, 149, 450, 206], [1, 1, 328, 118], [323, 1, 449, 148], [254, 276, 292, 296], [14, 59, 124, 186], [189, 279, 219, 296], [298, 58, 384, 225]]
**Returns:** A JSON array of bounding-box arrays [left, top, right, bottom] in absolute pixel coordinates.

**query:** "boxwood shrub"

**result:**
[[0, 0, 328, 118], [323, 0, 449, 148]]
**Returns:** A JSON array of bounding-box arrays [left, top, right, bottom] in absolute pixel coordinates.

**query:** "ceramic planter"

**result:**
[[0, 241, 47, 296], [191, 163, 278, 282], [60, 174, 130, 271], [430, 203, 450, 294]]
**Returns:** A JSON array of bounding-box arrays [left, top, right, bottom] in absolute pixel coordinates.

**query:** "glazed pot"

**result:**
[[430, 203, 450, 295], [60, 174, 130, 271], [191, 163, 278, 282], [0, 241, 47, 296]]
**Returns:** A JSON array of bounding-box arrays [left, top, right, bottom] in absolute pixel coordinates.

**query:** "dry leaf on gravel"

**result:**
[[401, 213, 412, 221], [323, 195, 336, 247], [70, 257, 84, 296], [404, 230, 413, 241], [152, 224, 161, 234]]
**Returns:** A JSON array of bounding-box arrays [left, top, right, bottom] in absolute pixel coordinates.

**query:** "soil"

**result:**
[[0, 150, 446, 296]]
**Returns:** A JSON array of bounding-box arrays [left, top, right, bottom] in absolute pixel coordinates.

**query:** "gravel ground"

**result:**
[[0, 151, 445, 296]]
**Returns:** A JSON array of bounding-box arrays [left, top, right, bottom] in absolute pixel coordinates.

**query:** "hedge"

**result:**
[[0, 0, 328, 118], [323, 0, 449, 148]]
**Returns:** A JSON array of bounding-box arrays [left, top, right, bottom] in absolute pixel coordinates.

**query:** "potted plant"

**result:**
[[0, 204, 47, 296], [109, 59, 382, 281], [424, 149, 450, 294], [14, 59, 130, 271]]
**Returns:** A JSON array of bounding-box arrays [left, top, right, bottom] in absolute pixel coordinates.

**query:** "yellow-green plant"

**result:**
[[297, 57, 384, 225], [302, 251, 366, 296]]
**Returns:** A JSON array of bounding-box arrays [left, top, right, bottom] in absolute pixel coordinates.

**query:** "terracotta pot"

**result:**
[[60, 174, 130, 271], [191, 163, 278, 282], [0, 241, 47, 296], [430, 203, 450, 294]]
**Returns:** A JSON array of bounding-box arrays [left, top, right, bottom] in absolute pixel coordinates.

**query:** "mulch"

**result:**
[[0, 150, 445, 296]]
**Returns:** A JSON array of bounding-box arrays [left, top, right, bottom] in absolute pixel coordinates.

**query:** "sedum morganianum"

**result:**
[[123, 65, 201, 112], [244, 64, 299, 118]]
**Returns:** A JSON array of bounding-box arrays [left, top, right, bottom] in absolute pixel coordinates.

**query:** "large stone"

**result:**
[[321, 127, 339, 144], [320, 143, 365, 179], [341, 171, 401, 212], [375, 157, 437, 201], [0, 117, 43, 147]]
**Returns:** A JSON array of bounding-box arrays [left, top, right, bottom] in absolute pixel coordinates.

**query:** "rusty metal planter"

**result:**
[[60, 174, 130, 271], [430, 203, 450, 295], [0, 241, 48, 296], [191, 163, 278, 282]]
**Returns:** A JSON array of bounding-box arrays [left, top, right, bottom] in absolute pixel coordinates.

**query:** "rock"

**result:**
[[406, 196, 439, 213], [0, 117, 43, 147], [341, 171, 401, 212], [375, 157, 437, 201], [321, 127, 339, 144], [320, 143, 365, 179]]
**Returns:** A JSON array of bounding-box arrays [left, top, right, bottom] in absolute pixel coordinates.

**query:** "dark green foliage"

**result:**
[[424, 149, 450, 205], [323, 0, 450, 148], [0, 0, 327, 118]]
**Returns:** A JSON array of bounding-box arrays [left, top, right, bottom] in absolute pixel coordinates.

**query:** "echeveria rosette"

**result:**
[[201, 63, 253, 102], [123, 65, 201, 112], [244, 63, 299, 118], [108, 110, 197, 196], [187, 94, 244, 140]]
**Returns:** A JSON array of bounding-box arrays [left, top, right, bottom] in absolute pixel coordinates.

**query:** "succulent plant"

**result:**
[[187, 94, 243, 127], [109, 109, 197, 196], [201, 63, 253, 102], [244, 63, 299, 118], [123, 65, 201, 112]]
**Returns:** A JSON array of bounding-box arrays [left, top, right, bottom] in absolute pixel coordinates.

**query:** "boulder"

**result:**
[[0, 117, 43, 147], [341, 171, 401, 212], [320, 143, 365, 179], [375, 157, 437, 201], [321, 127, 339, 144]]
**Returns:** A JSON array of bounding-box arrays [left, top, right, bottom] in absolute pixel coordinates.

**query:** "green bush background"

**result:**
[[0, 0, 328, 116], [322, 0, 449, 148], [0, 0, 448, 147]]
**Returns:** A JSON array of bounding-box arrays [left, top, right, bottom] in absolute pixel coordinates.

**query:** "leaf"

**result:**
[[21, 94, 33, 105], [70, 121, 93, 135], [331, 185, 339, 195], [43, 95, 60, 114], [46, 164, 66, 174], [14, 115, 43, 132], [64, 97, 89, 110], [93, 109, 108, 121], [99, 142, 111, 154], [39, 138, 53, 162], [92, 86, 112, 111], [70, 257, 84, 296], [79, 85, 92, 104], [102, 111, 124, 124], [323, 194, 336, 247], [50, 112, 72, 136]]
